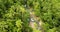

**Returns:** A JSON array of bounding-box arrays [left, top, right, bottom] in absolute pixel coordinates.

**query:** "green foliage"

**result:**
[[16, 20, 22, 28], [0, 0, 60, 32]]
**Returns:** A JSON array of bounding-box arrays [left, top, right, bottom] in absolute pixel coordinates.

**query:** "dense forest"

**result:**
[[0, 0, 60, 32]]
